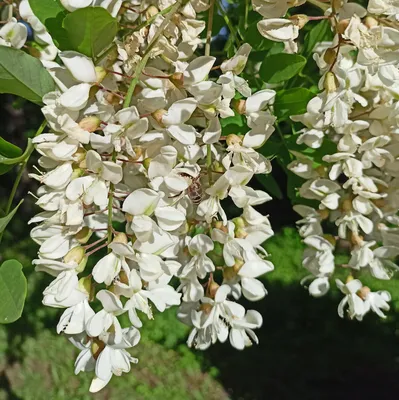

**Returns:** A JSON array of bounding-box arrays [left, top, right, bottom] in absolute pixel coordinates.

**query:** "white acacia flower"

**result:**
[[88, 327, 140, 393], [0, 17, 27, 48], [181, 234, 215, 279], [303, 235, 335, 276], [86, 290, 126, 343], [336, 279, 366, 320], [257, 18, 299, 49]]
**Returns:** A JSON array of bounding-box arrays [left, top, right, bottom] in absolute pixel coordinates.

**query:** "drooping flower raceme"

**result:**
[[14, 0, 277, 393], [259, 0, 399, 321]]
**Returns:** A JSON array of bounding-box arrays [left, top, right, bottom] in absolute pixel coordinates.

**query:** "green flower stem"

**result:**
[[205, 0, 216, 186], [245, 0, 249, 29], [132, 4, 175, 32], [205, 0, 216, 57], [123, 0, 186, 109], [106, 0, 186, 246], [0, 119, 47, 245], [217, 0, 242, 47], [307, 0, 329, 12]]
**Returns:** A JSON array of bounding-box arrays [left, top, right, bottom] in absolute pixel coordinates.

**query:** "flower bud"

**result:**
[[323, 48, 337, 65], [350, 232, 364, 247], [172, 13, 182, 26], [125, 213, 133, 223], [212, 161, 224, 173], [89, 85, 100, 99], [75, 227, 93, 244], [91, 338, 105, 359], [79, 158, 87, 169], [145, 5, 159, 19], [208, 242, 225, 267], [170, 72, 184, 88], [208, 280, 220, 299], [71, 167, 84, 180], [233, 259, 244, 274], [232, 217, 246, 229], [132, 146, 143, 160], [199, 303, 213, 314], [64, 246, 88, 273], [289, 14, 309, 29], [337, 19, 350, 34], [358, 286, 371, 300], [73, 148, 86, 164], [373, 198, 385, 208], [143, 157, 152, 170], [332, 0, 344, 12], [316, 165, 327, 177], [223, 267, 237, 281], [112, 232, 128, 244], [346, 274, 354, 283], [235, 228, 248, 239], [133, 85, 143, 96], [364, 16, 378, 29], [64, 246, 86, 265], [341, 198, 353, 212], [105, 91, 121, 105], [95, 66, 107, 83], [323, 234, 336, 247], [151, 109, 167, 127], [232, 99, 246, 115], [324, 72, 338, 94], [78, 275, 93, 298], [79, 116, 101, 132], [119, 270, 130, 285], [214, 221, 228, 233], [318, 209, 330, 221], [28, 46, 41, 58], [226, 134, 242, 147]]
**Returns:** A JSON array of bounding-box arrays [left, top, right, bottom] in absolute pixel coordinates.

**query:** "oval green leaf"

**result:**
[[244, 22, 275, 52], [29, 0, 71, 49], [0, 137, 23, 175], [274, 88, 316, 120], [0, 259, 27, 324], [260, 53, 307, 84], [63, 7, 118, 58], [0, 137, 23, 159], [0, 199, 24, 234], [0, 47, 56, 104], [29, 0, 67, 25], [303, 20, 333, 58]]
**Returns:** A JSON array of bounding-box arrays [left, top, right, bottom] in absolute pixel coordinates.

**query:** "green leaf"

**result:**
[[0, 139, 33, 165], [244, 22, 275, 52], [260, 53, 307, 84], [28, 0, 70, 49], [256, 174, 283, 200], [0, 259, 27, 324], [0, 199, 23, 234], [0, 47, 56, 104], [302, 20, 333, 58], [221, 113, 247, 135], [0, 137, 23, 175], [63, 7, 118, 58], [0, 137, 22, 158], [274, 88, 316, 120], [29, 0, 67, 25]]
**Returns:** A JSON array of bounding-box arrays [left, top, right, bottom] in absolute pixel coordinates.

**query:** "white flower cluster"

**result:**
[[2, 0, 277, 392], [280, 1, 399, 320]]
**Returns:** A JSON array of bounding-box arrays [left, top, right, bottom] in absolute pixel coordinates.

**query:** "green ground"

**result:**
[[1, 228, 398, 399]]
